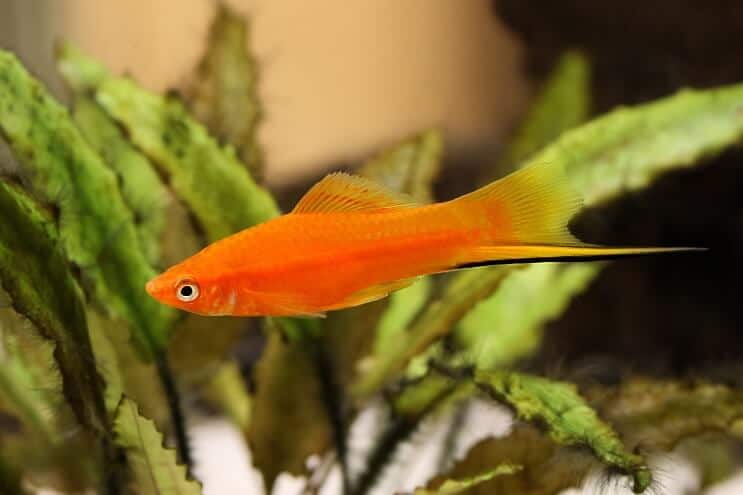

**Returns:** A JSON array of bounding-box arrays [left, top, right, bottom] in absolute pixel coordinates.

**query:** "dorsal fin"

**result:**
[[292, 172, 419, 214]]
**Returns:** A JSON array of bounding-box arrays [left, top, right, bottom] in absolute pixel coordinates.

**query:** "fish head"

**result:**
[[145, 261, 229, 316]]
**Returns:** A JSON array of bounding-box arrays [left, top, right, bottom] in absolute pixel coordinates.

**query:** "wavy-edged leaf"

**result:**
[[90, 313, 170, 429], [393, 76, 743, 419], [247, 327, 332, 490], [71, 74, 249, 396], [456, 263, 602, 369], [448, 80, 743, 381], [56, 42, 108, 93], [0, 306, 67, 442], [371, 277, 433, 362], [189, 4, 263, 180], [0, 307, 103, 492], [61, 47, 203, 270], [0, 49, 174, 356], [410, 463, 522, 495], [87, 306, 178, 437], [0, 180, 107, 433], [485, 51, 591, 181], [58, 40, 271, 253], [360, 129, 443, 203], [587, 377, 743, 452], [88, 59, 278, 242], [114, 398, 201, 495], [59, 45, 308, 473], [59, 47, 287, 410], [540, 84, 743, 206], [0, 181, 122, 491], [431, 425, 595, 495], [71, 96, 170, 267], [474, 370, 650, 493], [352, 268, 513, 398]]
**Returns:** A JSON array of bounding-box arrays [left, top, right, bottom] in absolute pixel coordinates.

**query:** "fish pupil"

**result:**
[[180, 285, 193, 297]]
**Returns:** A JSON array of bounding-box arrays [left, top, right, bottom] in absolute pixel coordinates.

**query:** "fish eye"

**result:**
[[176, 281, 200, 302]]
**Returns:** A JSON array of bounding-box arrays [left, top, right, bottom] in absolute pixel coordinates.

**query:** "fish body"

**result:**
[[146, 161, 698, 316]]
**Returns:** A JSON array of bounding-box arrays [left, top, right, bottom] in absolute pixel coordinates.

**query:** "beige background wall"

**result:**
[[1, 0, 529, 185]]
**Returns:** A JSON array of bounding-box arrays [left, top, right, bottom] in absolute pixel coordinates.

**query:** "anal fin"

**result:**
[[325, 277, 418, 311]]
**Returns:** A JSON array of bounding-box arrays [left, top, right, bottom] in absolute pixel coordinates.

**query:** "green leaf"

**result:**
[[474, 370, 651, 493], [58, 49, 297, 424], [0, 180, 107, 433], [71, 96, 170, 267], [360, 129, 443, 203], [0, 49, 175, 356], [372, 277, 433, 358], [94, 65, 278, 243], [56, 42, 109, 93], [485, 50, 591, 181], [59, 45, 303, 470], [0, 180, 122, 491], [0, 307, 102, 492], [189, 5, 263, 180], [85, 309, 127, 417], [439, 52, 594, 375], [396, 77, 743, 417], [114, 398, 202, 495], [60, 45, 204, 270], [88, 309, 172, 429], [538, 84, 743, 207], [392, 375, 466, 418], [0, 306, 67, 442], [247, 327, 332, 490], [456, 263, 602, 369], [352, 268, 513, 398], [411, 464, 522, 495], [449, 79, 743, 388]]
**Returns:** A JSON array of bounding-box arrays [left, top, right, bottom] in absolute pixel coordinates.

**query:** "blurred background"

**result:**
[[0, 0, 529, 186], [3, 1, 743, 494]]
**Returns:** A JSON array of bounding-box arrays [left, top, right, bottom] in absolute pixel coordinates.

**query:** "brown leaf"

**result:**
[[247, 328, 332, 489]]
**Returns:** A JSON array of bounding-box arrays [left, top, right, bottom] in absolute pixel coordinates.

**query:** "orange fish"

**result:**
[[145, 161, 698, 317]]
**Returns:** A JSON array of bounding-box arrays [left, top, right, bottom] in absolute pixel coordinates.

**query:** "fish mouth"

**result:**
[[144, 277, 158, 297]]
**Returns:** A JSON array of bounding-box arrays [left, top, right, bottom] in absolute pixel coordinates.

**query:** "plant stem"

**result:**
[[351, 414, 417, 495], [310, 342, 350, 494], [100, 435, 125, 495], [154, 350, 192, 473], [352, 376, 458, 495]]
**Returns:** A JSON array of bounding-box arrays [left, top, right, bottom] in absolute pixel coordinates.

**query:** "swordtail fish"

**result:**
[[146, 160, 700, 317]]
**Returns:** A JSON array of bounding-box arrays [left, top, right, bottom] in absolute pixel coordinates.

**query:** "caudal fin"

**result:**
[[452, 161, 704, 266]]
